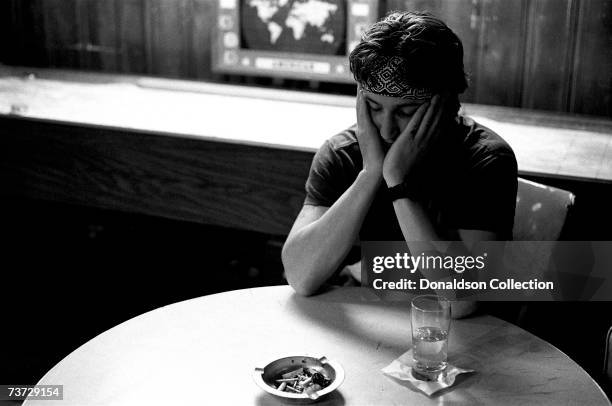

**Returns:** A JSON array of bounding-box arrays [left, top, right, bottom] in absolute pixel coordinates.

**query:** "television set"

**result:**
[[212, 0, 382, 83]]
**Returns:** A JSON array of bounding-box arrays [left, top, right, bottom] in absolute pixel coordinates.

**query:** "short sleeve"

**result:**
[[445, 152, 518, 237], [304, 139, 357, 207]]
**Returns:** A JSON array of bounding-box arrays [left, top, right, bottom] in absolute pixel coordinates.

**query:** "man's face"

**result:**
[[362, 90, 430, 147]]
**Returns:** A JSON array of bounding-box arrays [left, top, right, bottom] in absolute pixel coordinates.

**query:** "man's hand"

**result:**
[[382, 94, 448, 187], [356, 89, 384, 176]]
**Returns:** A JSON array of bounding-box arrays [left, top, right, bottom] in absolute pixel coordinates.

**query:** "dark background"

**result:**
[[1, 197, 287, 384]]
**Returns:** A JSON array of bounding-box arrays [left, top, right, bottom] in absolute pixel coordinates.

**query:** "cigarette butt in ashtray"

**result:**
[[281, 368, 304, 379], [285, 385, 301, 393], [276, 377, 298, 382], [300, 376, 313, 386]]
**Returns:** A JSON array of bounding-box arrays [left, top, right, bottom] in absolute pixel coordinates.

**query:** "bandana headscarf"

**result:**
[[359, 56, 433, 100]]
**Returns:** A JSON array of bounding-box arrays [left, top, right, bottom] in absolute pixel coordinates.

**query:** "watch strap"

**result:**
[[386, 180, 422, 201]]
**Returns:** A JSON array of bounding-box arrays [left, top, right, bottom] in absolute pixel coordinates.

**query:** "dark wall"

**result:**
[[1, 197, 287, 383], [1, 0, 611, 117], [391, 0, 612, 117]]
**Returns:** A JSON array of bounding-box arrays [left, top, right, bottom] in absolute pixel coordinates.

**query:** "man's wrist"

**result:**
[[383, 170, 405, 187], [384, 176, 403, 188], [386, 178, 425, 201], [387, 181, 409, 201], [358, 168, 383, 187]]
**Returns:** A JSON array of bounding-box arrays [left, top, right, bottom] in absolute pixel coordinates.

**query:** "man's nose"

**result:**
[[380, 114, 398, 143]]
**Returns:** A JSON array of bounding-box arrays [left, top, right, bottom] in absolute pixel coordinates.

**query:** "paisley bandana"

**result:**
[[359, 56, 433, 100]]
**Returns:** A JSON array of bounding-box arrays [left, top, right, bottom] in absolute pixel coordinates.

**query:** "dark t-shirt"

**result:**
[[304, 115, 518, 240]]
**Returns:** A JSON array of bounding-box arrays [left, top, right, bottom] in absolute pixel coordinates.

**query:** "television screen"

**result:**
[[213, 0, 381, 83]]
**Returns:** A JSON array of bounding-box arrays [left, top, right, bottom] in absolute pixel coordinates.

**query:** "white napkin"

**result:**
[[381, 349, 475, 396]]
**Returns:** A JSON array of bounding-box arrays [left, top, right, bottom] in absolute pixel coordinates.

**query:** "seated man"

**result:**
[[282, 11, 517, 315]]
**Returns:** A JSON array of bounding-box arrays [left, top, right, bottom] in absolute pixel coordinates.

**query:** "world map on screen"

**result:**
[[241, 0, 346, 55]]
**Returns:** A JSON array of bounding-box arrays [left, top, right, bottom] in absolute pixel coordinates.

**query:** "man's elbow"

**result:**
[[284, 266, 319, 297], [281, 244, 318, 297], [283, 263, 320, 297], [290, 282, 319, 297]]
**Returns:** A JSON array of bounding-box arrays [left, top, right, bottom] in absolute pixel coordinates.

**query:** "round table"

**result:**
[[26, 286, 610, 405]]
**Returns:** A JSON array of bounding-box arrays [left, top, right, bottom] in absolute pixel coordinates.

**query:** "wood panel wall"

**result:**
[[2, 0, 611, 117], [0, 116, 312, 236]]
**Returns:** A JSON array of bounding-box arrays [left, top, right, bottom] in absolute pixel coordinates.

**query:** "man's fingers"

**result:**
[[417, 95, 442, 137], [356, 90, 377, 134], [397, 99, 430, 143], [356, 90, 364, 119], [356, 91, 366, 132], [418, 94, 446, 143], [420, 94, 441, 132]]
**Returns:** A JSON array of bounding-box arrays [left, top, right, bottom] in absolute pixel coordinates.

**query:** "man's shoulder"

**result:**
[[314, 124, 361, 169], [305, 124, 361, 207], [326, 124, 359, 152], [458, 115, 516, 169]]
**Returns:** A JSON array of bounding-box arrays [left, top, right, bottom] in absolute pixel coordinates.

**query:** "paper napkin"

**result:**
[[381, 349, 475, 396]]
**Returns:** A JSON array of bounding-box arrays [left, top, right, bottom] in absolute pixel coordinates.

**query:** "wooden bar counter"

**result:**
[[1, 65, 611, 236]]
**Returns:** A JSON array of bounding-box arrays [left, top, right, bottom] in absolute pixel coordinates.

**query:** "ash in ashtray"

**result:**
[[271, 366, 332, 395]]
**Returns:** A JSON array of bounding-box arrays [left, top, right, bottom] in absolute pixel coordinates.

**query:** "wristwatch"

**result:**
[[386, 181, 421, 201]]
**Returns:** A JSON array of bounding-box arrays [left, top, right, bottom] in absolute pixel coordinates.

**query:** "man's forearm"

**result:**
[[391, 197, 440, 242], [391, 197, 453, 276], [391, 197, 477, 315], [283, 170, 381, 295]]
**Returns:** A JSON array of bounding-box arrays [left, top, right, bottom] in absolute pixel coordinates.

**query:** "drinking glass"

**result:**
[[411, 295, 451, 378]]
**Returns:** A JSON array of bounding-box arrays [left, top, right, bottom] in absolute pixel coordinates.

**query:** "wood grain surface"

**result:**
[[0, 116, 312, 236], [571, 0, 612, 117]]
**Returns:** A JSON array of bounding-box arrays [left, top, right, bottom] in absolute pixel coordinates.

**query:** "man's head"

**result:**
[[349, 11, 467, 143], [350, 11, 467, 97]]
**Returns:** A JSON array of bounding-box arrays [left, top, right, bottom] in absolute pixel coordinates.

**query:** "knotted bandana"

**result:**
[[359, 56, 433, 100]]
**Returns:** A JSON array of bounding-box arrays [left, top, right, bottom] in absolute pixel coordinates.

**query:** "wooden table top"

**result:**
[[1, 65, 612, 183], [25, 286, 610, 406]]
